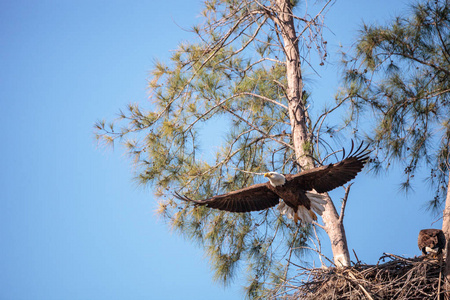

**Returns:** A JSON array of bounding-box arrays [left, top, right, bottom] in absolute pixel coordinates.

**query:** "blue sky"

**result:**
[[1, 1, 441, 299]]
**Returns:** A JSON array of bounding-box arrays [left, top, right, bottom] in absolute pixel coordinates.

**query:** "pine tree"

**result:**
[[96, 0, 358, 297], [341, 0, 449, 294]]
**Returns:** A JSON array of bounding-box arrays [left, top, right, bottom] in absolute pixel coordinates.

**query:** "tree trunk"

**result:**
[[441, 172, 450, 299], [321, 195, 351, 266], [275, 0, 351, 267], [274, 0, 312, 169]]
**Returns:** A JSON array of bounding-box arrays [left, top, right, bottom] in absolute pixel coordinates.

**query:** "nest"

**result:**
[[287, 253, 445, 299]]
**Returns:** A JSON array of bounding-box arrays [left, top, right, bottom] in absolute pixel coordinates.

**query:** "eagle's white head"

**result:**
[[264, 172, 286, 187]]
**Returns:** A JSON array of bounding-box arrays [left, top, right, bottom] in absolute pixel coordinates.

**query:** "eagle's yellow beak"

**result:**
[[264, 173, 271, 178]]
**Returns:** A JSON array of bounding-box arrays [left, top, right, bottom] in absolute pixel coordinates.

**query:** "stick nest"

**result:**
[[288, 253, 445, 299]]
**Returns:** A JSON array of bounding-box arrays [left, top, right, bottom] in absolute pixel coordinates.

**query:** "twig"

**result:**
[[312, 225, 325, 268], [339, 183, 353, 223], [431, 215, 444, 226], [232, 167, 265, 176], [312, 221, 325, 231], [353, 249, 361, 265], [347, 270, 375, 300]]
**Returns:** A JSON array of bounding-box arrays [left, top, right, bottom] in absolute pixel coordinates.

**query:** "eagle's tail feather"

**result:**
[[278, 202, 296, 220], [306, 190, 327, 215], [297, 206, 313, 223], [277, 202, 289, 216]]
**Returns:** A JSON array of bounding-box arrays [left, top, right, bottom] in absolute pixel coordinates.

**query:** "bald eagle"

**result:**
[[175, 142, 370, 224], [418, 229, 445, 256]]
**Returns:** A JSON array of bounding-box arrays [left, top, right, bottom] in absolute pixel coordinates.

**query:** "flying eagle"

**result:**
[[418, 229, 445, 256], [175, 142, 370, 224]]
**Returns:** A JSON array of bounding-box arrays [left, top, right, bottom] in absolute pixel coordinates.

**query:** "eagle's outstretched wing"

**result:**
[[286, 141, 370, 193], [174, 182, 280, 213]]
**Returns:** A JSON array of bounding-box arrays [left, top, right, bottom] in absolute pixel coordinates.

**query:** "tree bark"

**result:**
[[321, 195, 351, 267], [274, 0, 312, 169], [274, 0, 351, 267], [441, 172, 450, 299]]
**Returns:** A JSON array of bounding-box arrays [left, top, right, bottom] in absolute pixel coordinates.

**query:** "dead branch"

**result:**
[[339, 183, 353, 224]]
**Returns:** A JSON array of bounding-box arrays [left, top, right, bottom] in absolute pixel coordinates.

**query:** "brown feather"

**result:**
[[418, 229, 446, 255], [174, 183, 280, 213], [285, 142, 370, 193]]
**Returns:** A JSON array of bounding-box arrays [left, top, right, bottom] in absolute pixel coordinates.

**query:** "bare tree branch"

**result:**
[[223, 106, 294, 150], [339, 183, 353, 224]]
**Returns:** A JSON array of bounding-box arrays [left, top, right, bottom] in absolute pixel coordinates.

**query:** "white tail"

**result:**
[[305, 190, 327, 215]]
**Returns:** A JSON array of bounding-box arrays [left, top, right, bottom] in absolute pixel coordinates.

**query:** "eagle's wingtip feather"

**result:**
[[173, 192, 204, 205]]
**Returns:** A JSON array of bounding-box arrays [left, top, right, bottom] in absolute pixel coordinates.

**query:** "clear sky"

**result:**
[[1, 0, 441, 299]]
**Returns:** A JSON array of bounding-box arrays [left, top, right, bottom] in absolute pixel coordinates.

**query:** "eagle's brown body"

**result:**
[[174, 142, 370, 223], [418, 229, 445, 255], [266, 174, 312, 210]]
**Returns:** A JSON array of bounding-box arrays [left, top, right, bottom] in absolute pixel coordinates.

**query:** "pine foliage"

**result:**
[[341, 0, 449, 209], [95, 0, 333, 297]]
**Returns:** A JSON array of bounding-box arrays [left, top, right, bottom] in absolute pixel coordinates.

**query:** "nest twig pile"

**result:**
[[284, 253, 445, 299]]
